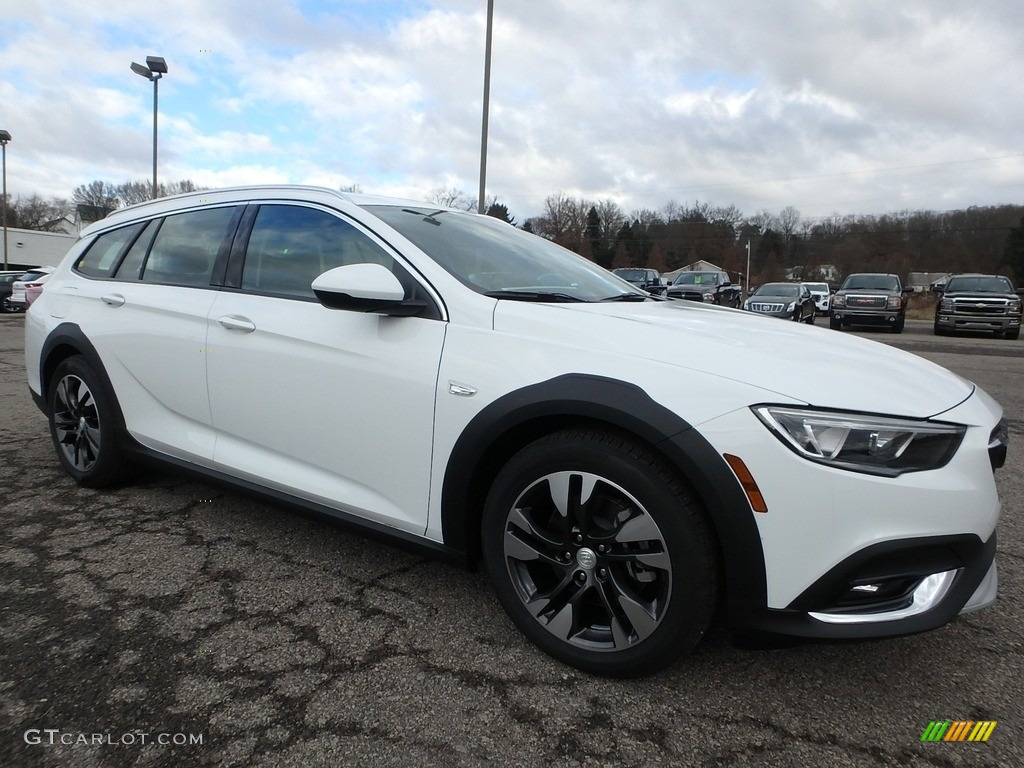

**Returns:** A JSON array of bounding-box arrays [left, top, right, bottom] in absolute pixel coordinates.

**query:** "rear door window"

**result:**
[[75, 223, 145, 278]]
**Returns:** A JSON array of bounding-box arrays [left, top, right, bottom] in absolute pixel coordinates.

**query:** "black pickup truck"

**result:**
[[829, 273, 912, 333], [666, 270, 742, 307], [934, 274, 1023, 340]]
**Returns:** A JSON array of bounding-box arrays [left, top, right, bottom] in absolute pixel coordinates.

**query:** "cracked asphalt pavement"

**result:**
[[1, 314, 1022, 767]]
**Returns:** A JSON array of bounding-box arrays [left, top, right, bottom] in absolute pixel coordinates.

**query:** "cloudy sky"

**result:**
[[2, 0, 1023, 223]]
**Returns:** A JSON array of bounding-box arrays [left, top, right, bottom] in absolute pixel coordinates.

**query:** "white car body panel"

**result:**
[[205, 290, 445, 533]]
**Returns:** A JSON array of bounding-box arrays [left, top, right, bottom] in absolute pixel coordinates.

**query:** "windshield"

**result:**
[[365, 206, 645, 302], [841, 274, 899, 291], [613, 269, 649, 282], [804, 283, 828, 293], [945, 276, 1013, 293], [673, 272, 719, 286], [753, 283, 799, 297]]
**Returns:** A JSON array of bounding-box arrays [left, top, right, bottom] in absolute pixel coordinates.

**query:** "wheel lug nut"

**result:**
[[598, 568, 607, 579], [573, 533, 583, 544], [575, 571, 586, 583], [563, 551, 572, 561], [597, 544, 606, 553]]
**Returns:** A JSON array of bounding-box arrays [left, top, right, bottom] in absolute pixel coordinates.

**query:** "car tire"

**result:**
[[1006, 328, 1020, 341], [47, 356, 136, 488], [481, 429, 719, 678], [892, 317, 905, 334], [934, 324, 947, 336], [804, 310, 815, 324], [829, 316, 842, 331]]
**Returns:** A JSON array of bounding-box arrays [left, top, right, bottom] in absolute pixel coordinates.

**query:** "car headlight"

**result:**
[[743, 300, 750, 310], [939, 298, 953, 311], [703, 293, 715, 302], [832, 294, 846, 308], [786, 301, 796, 312], [753, 406, 965, 477], [886, 296, 902, 309], [1009, 299, 1022, 313]]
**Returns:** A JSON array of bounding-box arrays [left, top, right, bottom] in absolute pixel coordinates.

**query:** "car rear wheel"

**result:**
[[48, 357, 135, 488], [481, 429, 719, 678]]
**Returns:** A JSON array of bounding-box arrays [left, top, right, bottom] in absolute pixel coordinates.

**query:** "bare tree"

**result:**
[[72, 180, 120, 211], [427, 186, 475, 210], [778, 206, 801, 244], [9, 195, 73, 231]]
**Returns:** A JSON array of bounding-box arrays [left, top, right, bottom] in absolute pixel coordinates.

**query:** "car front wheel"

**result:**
[[47, 356, 135, 487], [481, 429, 718, 678]]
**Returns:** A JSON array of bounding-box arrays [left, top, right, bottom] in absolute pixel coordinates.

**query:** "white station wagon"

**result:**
[[25, 186, 1005, 677]]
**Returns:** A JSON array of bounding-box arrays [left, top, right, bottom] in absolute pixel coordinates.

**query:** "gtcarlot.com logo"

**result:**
[[24, 729, 204, 747]]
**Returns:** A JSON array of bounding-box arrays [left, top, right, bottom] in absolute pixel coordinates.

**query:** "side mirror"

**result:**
[[901, 286, 914, 293], [312, 263, 426, 316]]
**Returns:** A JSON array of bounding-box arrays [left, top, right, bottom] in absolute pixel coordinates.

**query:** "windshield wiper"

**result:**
[[599, 292, 649, 302], [483, 290, 587, 303]]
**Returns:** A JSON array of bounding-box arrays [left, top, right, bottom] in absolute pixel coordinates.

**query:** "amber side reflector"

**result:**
[[723, 453, 768, 513]]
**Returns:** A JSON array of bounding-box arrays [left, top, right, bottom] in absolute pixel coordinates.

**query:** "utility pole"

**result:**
[[477, 0, 494, 214]]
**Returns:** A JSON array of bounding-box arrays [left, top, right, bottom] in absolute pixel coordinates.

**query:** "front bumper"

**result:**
[[832, 309, 900, 325], [935, 313, 1020, 333], [732, 533, 996, 638]]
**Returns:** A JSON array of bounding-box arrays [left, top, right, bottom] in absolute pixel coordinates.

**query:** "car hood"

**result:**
[[492, 300, 974, 419], [943, 291, 1015, 300]]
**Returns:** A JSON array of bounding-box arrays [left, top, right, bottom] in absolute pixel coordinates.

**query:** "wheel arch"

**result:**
[[440, 374, 769, 618], [36, 324, 125, 434]]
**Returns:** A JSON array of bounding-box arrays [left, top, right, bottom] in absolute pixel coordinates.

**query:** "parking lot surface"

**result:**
[[2, 314, 1022, 767]]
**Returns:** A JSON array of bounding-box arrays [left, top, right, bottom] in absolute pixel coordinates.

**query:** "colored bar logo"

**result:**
[[921, 721, 997, 742]]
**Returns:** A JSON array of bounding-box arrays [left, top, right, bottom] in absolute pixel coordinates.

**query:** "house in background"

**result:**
[[907, 272, 950, 292]]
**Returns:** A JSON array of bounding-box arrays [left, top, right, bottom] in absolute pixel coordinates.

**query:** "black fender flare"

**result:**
[[34, 323, 133, 444], [440, 373, 768, 617]]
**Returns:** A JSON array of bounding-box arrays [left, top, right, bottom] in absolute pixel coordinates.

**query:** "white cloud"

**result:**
[[0, 0, 1021, 221]]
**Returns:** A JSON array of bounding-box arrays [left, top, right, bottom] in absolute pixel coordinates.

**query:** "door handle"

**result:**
[[217, 315, 256, 333], [101, 294, 126, 307]]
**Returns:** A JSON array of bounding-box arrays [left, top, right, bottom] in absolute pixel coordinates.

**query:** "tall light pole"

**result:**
[[744, 239, 751, 297], [130, 55, 168, 199], [477, 0, 494, 214], [1, 129, 10, 271]]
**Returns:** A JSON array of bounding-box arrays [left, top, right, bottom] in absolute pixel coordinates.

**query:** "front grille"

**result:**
[[673, 291, 705, 302], [749, 303, 784, 312], [951, 298, 1010, 316], [845, 294, 887, 309]]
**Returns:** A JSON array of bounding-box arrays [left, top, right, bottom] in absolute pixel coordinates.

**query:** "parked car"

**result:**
[[25, 186, 1005, 677], [934, 274, 1022, 340], [4, 267, 55, 312], [0, 271, 24, 312], [24, 272, 52, 308], [803, 282, 831, 316], [666, 270, 742, 307], [830, 273, 911, 333], [612, 267, 666, 295], [742, 282, 815, 323]]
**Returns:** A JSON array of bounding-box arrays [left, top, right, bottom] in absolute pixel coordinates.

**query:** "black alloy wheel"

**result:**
[[48, 357, 135, 487], [482, 429, 718, 677]]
